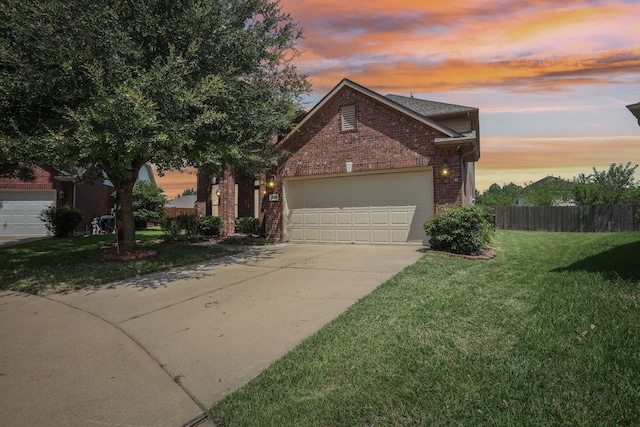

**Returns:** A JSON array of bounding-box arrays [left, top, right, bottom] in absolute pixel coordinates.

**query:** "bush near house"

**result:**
[[235, 217, 260, 235], [424, 205, 494, 255], [39, 206, 83, 237], [132, 181, 167, 230], [160, 214, 224, 241], [198, 216, 224, 237]]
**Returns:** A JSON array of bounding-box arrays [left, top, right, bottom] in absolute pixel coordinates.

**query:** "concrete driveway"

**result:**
[[0, 243, 424, 426]]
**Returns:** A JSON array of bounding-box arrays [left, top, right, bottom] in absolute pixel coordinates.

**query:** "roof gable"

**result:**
[[281, 79, 462, 145]]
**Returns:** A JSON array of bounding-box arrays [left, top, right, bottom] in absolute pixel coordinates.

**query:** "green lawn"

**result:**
[[210, 230, 640, 426], [0, 228, 243, 295]]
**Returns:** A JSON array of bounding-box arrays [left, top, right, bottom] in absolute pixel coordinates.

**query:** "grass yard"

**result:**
[[211, 230, 640, 426], [0, 228, 243, 295]]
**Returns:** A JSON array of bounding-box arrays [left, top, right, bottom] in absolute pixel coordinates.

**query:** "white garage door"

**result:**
[[284, 170, 433, 244], [0, 190, 56, 236]]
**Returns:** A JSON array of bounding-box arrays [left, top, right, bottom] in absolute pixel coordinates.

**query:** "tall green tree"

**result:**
[[0, 0, 309, 250], [475, 182, 522, 206], [572, 162, 640, 205], [520, 177, 573, 206], [131, 181, 167, 230]]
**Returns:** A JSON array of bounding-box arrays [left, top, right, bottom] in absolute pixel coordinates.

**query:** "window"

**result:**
[[341, 105, 356, 131]]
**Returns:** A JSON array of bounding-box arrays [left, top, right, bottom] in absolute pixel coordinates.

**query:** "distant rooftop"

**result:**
[[166, 194, 197, 208], [385, 94, 477, 118]]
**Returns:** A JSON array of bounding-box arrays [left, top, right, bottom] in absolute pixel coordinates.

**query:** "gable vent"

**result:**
[[341, 105, 356, 131]]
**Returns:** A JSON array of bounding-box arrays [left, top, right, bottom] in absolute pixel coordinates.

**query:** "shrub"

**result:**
[[161, 214, 221, 241], [160, 217, 182, 241], [132, 181, 167, 230], [39, 206, 83, 237], [235, 217, 260, 235], [177, 214, 200, 239], [424, 205, 494, 255], [198, 216, 224, 237]]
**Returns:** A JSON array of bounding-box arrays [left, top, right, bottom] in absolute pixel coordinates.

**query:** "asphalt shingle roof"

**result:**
[[385, 94, 477, 118]]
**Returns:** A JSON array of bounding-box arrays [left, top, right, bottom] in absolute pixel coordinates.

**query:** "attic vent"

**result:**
[[341, 105, 356, 131]]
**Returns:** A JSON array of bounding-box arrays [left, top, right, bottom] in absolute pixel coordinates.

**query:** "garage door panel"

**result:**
[[353, 212, 370, 225], [285, 170, 432, 244], [320, 212, 335, 226], [372, 211, 388, 224], [290, 212, 304, 225], [390, 211, 409, 225], [305, 229, 319, 241], [372, 229, 389, 243], [305, 213, 319, 225], [354, 229, 370, 243], [337, 212, 351, 225], [337, 229, 353, 242], [320, 229, 335, 242]]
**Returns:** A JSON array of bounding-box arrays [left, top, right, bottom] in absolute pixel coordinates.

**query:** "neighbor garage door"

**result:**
[[284, 170, 433, 244], [0, 190, 56, 236]]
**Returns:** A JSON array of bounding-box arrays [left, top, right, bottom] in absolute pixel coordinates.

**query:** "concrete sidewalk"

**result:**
[[1, 243, 424, 426]]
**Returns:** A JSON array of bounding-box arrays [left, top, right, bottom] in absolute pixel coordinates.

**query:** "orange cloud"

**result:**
[[154, 167, 198, 200], [305, 50, 640, 95]]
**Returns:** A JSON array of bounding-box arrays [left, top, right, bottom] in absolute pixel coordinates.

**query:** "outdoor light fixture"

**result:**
[[215, 185, 222, 198], [441, 161, 450, 177], [266, 175, 276, 190], [57, 189, 65, 199]]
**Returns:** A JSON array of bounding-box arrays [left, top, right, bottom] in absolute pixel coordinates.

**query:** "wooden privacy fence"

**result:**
[[494, 204, 640, 232], [165, 207, 197, 218]]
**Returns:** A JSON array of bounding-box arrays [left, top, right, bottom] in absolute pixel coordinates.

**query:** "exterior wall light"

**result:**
[[441, 161, 450, 177], [215, 186, 222, 198], [266, 175, 276, 190], [58, 189, 65, 199]]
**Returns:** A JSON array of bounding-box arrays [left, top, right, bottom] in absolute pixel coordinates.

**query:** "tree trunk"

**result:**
[[116, 179, 137, 252]]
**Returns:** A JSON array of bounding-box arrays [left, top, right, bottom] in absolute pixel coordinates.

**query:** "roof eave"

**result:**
[[435, 133, 479, 162]]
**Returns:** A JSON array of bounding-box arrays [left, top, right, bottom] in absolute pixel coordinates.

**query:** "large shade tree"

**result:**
[[0, 0, 309, 250]]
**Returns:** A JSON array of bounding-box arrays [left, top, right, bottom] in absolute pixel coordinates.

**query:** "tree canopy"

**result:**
[[1, 0, 310, 249], [475, 182, 522, 206], [572, 162, 639, 205], [476, 163, 639, 207]]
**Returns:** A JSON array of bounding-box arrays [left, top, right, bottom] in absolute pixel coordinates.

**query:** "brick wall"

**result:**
[[0, 165, 56, 190], [264, 86, 465, 240], [74, 181, 115, 233]]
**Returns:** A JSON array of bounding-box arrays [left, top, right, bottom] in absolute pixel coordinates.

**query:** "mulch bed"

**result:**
[[432, 249, 497, 260], [103, 249, 158, 262]]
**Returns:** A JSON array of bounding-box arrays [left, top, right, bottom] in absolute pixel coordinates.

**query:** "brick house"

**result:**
[[0, 164, 156, 236], [198, 78, 480, 245], [0, 166, 74, 236]]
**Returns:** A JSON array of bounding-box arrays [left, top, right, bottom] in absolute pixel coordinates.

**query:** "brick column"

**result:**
[[196, 172, 213, 216], [218, 166, 236, 236]]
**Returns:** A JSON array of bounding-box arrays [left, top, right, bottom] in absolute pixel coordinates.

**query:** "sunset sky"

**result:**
[[156, 0, 640, 198]]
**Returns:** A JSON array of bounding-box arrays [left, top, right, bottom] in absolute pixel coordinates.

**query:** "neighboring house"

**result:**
[[0, 166, 74, 237], [516, 176, 573, 206], [166, 194, 198, 209], [165, 194, 199, 218], [74, 164, 156, 233], [0, 164, 156, 237], [627, 102, 640, 126], [198, 78, 480, 244]]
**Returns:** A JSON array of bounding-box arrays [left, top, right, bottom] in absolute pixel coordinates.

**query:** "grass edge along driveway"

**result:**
[[0, 229, 244, 296], [211, 230, 640, 427]]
